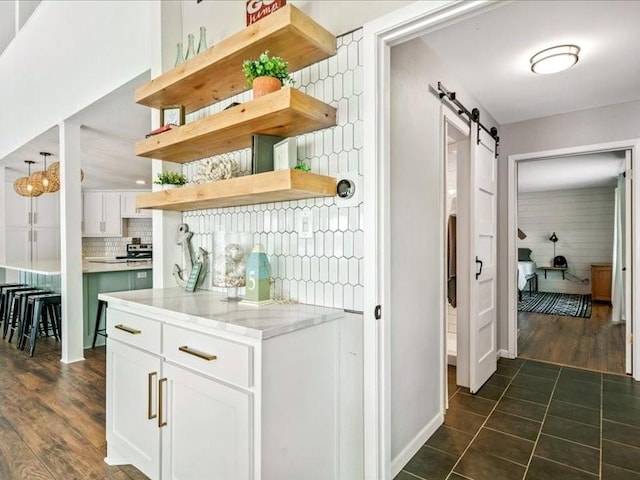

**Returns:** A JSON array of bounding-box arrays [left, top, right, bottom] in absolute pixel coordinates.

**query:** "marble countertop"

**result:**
[[99, 288, 345, 340], [0, 259, 153, 275]]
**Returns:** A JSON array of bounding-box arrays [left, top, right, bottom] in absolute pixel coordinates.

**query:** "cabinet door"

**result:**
[[4, 186, 29, 227], [33, 192, 60, 228], [161, 362, 253, 480], [5, 227, 30, 262], [82, 192, 103, 236], [102, 193, 123, 236], [107, 340, 162, 480], [33, 228, 60, 262], [121, 191, 151, 218]]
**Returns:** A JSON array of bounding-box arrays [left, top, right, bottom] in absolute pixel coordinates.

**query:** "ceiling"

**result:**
[[518, 151, 625, 193], [421, 0, 640, 125], [0, 3, 13, 58], [1, 72, 152, 190]]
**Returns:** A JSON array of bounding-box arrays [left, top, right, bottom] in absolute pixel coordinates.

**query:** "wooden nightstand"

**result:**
[[591, 264, 612, 303]]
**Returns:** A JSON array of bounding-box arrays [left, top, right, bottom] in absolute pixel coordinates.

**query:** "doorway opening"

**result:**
[[508, 142, 637, 379], [515, 151, 630, 374]]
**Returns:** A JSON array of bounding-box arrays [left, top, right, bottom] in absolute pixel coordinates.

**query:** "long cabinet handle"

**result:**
[[179, 345, 217, 361], [114, 324, 141, 335], [158, 378, 168, 428], [148, 372, 157, 420]]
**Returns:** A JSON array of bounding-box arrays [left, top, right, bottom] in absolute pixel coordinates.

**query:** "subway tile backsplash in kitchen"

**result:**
[[83, 218, 152, 258], [180, 30, 364, 311]]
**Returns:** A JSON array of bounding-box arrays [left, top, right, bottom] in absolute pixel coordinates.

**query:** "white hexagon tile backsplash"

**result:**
[[181, 30, 364, 311]]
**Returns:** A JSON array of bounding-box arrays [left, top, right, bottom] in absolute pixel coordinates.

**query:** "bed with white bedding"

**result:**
[[518, 260, 537, 290], [518, 248, 538, 297]]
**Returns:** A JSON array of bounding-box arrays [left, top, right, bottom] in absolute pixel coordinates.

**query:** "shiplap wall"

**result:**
[[518, 186, 615, 295]]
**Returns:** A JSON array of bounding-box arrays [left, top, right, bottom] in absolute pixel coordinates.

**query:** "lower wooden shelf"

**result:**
[[136, 169, 336, 212]]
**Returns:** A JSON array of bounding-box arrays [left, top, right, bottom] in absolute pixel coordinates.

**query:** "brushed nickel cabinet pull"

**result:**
[[158, 378, 168, 428], [114, 324, 141, 335], [148, 372, 157, 420], [179, 345, 217, 361]]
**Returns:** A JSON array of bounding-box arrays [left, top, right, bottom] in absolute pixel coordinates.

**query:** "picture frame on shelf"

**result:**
[[273, 137, 297, 170], [251, 134, 284, 174]]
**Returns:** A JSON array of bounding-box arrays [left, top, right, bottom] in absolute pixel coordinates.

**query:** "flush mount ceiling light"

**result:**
[[530, 44, 580, 74]]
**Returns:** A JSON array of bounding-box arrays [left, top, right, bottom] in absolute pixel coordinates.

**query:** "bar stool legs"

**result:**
[[21, 294, 62, 357], [92, 299, 108, 348]]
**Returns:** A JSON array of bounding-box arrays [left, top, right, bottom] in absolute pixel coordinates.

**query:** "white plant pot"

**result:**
[[162, 184, 180, 191]]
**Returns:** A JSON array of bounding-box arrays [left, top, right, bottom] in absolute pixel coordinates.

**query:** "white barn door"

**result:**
[[469, 126, 498, 393]]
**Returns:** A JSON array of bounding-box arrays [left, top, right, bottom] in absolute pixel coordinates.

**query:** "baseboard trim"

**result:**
[[497, 349, 512, 359], [390, 413, 443, 478]]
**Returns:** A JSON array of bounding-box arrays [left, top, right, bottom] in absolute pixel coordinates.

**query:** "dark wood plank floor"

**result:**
[[0, 337, 148, 479], [518, 302, 626, 374]]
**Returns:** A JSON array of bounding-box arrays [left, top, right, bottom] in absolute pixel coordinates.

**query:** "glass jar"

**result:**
[[212, 232, 254, 301]]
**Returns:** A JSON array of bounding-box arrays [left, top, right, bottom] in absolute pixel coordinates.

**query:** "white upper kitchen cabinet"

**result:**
[[33, 193, 60, 228], [121, 191, 151, 218], [4, 185, 59, 228], [83, 191, 123, 237]]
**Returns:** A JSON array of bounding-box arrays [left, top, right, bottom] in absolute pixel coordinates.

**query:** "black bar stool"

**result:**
[[22, 294, 62, 356], [2, 286, 37, 339], [7, 289, 49, 344], [0, 284, 25, 330], [92, 299, 108, 348]]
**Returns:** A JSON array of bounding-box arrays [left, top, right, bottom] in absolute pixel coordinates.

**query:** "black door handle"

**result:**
[[475, 256, 483, 280]]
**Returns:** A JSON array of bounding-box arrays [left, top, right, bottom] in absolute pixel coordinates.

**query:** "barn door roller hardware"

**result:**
[[436, 81, 499, 158]]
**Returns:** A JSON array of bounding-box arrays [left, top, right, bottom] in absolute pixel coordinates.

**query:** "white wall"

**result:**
[[498, 99, 640, 349], [389, 37, 498, 466], [518, 187, 614, 295], [0, 0, 152, 159], [175, 0, 412, 60]]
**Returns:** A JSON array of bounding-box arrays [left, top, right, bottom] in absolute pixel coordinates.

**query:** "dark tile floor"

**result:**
[[396, 358, 640, 480]]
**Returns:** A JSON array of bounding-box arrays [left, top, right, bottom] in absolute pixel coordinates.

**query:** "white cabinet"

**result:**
[[82, 192, 122, 237], [3, 185, 60, 262], [32, 194, 60, 228], [121, 191, 151, 218], [5, 189, 59, 228], [105, 302, 340, 480], [161, 363, 252, 480], [32, 228, 60, 261], [107, 340, 162, 480]]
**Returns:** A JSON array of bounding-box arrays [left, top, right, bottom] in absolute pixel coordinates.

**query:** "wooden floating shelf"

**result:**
[[136, 169, 337, 212], [135, 4, 336, 114], [135, 87, 336, 163]]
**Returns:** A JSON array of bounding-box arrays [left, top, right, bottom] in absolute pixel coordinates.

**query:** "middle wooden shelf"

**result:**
[[136, 169, 337, 212], [135, 87, 336, 164]]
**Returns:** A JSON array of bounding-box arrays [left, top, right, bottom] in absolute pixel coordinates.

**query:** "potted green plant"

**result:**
[[153, 171, 188, 190], [242, 50, 294, 99]]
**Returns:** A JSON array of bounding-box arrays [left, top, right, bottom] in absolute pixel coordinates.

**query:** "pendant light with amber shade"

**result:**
[[29, 152, 59, 193], [45, 159, 84, 192], [13, 160, 44, 197]]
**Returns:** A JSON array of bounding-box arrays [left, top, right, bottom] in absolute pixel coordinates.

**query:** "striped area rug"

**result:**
[[518, 291, 592, 318]]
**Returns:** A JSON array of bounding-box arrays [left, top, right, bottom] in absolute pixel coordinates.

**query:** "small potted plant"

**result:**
[[153, 171, 188, 190], [242, 50, 294, 98]]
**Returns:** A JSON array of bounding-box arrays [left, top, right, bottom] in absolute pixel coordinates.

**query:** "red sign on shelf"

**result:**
[[246, 0, 286, 26]]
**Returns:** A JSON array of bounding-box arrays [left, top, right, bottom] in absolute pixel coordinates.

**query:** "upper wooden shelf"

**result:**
[[136, 169, 336, 212], [135, 4, 336, 114], [135, 87, 336, 163]]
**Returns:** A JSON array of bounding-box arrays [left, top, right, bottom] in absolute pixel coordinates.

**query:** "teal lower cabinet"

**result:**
[[83, 269, 152, 348]]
